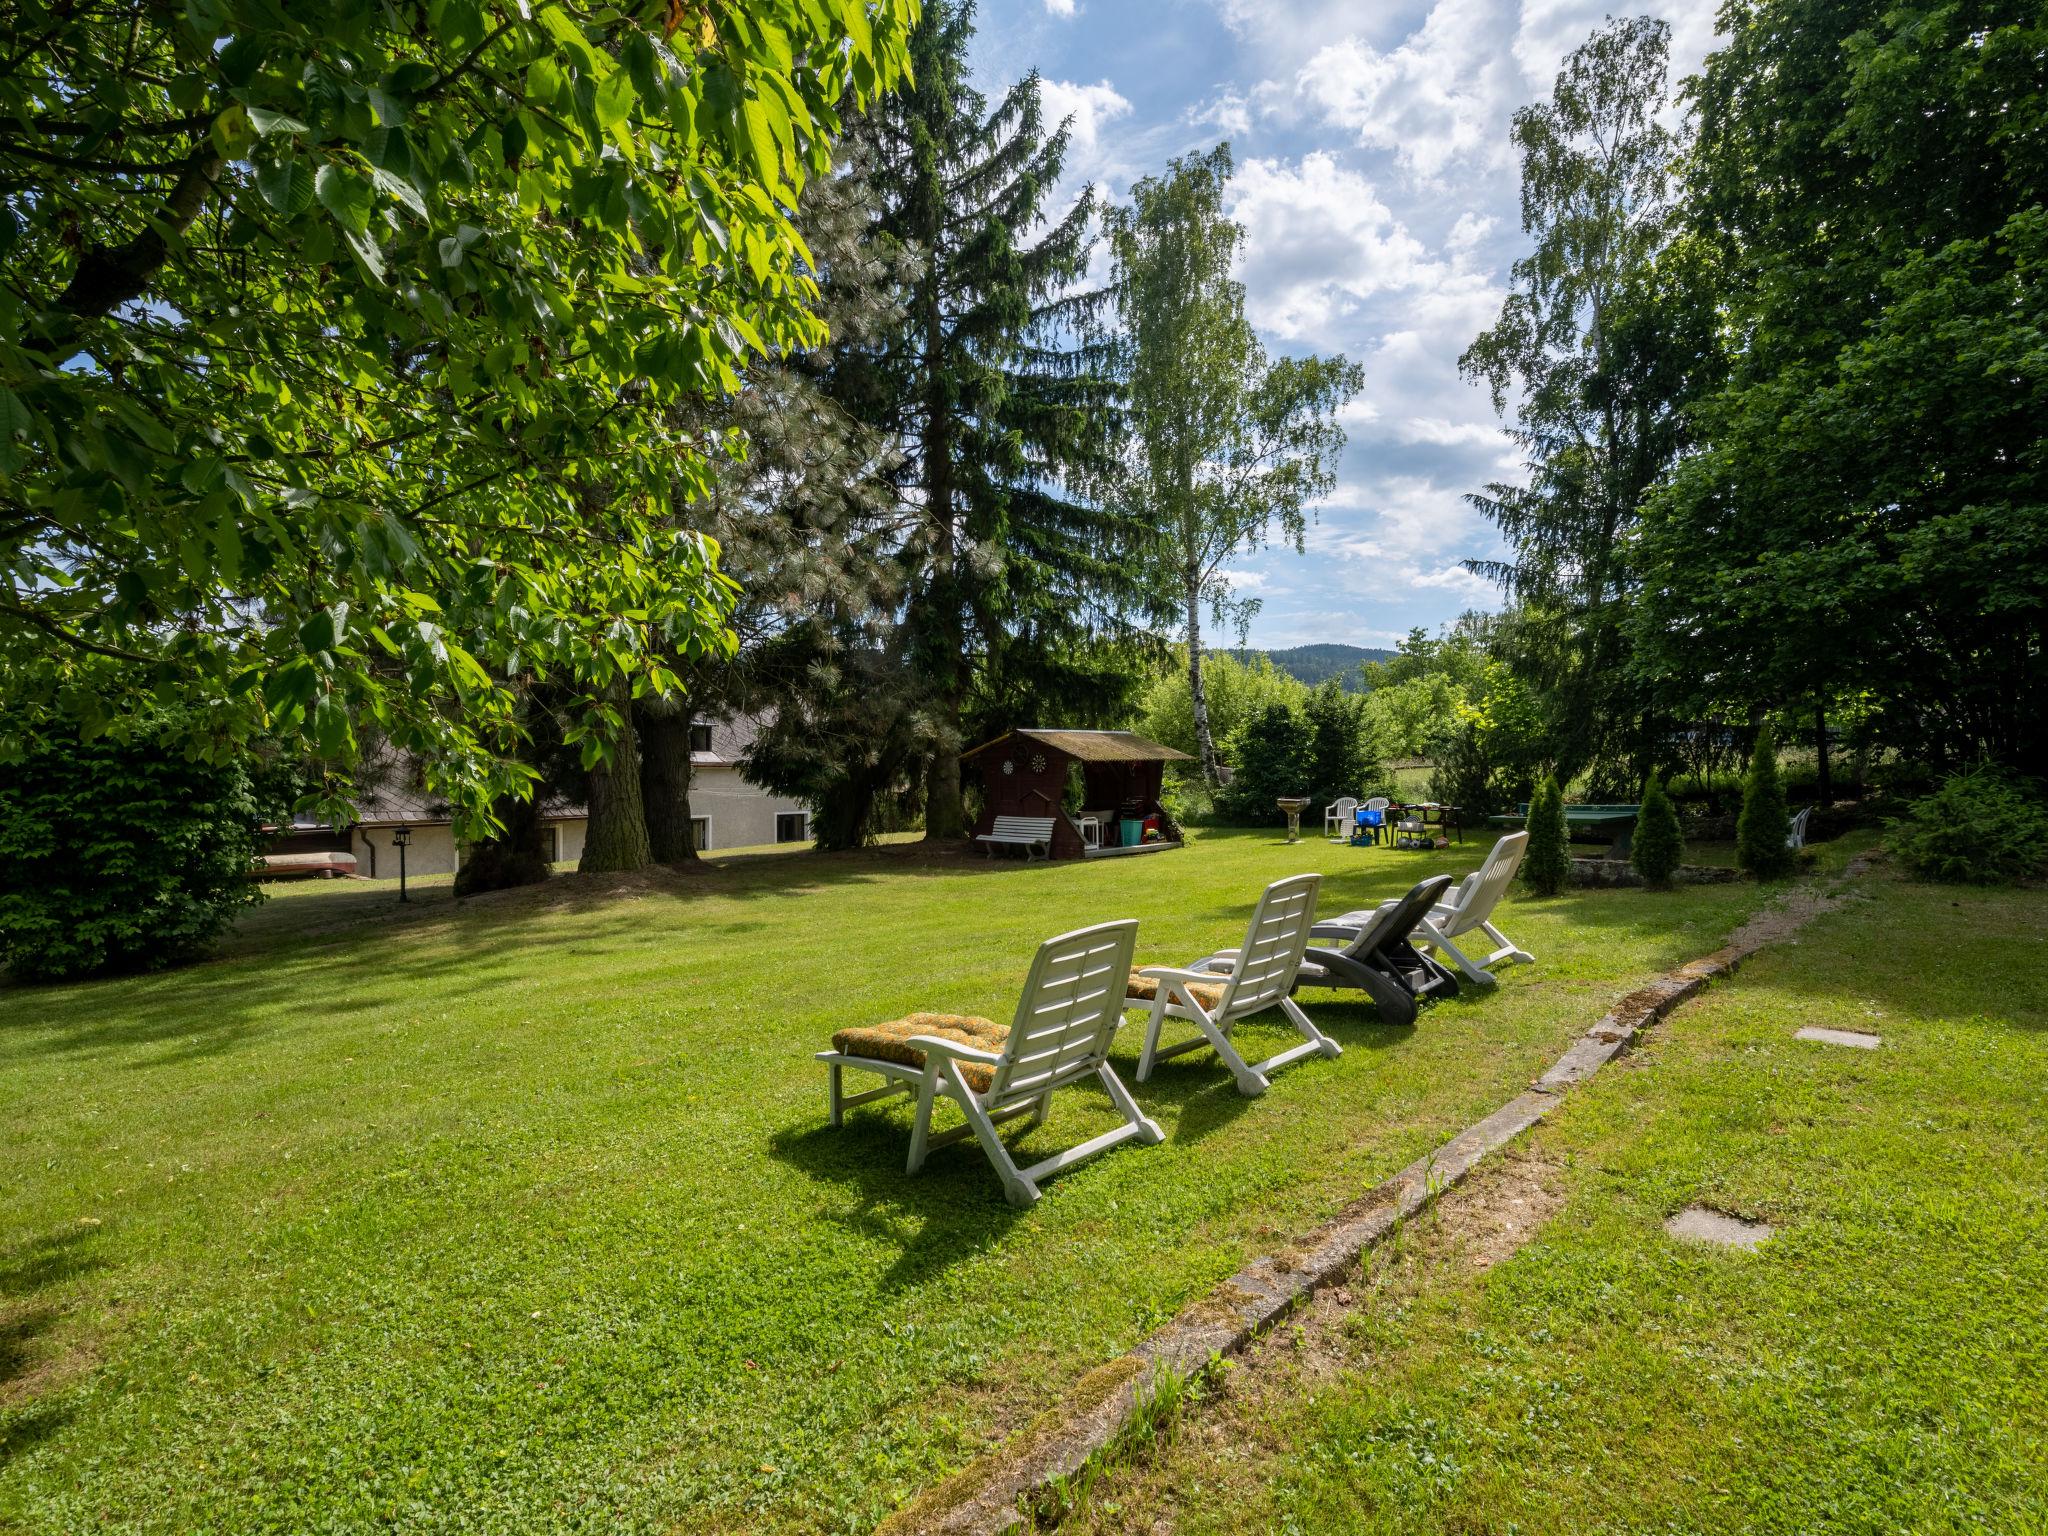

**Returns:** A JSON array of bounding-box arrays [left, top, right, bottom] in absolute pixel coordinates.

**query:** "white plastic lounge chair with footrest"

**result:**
[[1324, 831, 1532, 986], [816, 920, 1161, 1207], [1129, 873, 1337, 1097]]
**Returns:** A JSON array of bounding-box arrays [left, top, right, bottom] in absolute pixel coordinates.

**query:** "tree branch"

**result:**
[[1, 599, 159, 664]]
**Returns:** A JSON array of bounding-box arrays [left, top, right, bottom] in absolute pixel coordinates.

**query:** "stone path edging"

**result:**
[[878, 864, 1870, 1536]]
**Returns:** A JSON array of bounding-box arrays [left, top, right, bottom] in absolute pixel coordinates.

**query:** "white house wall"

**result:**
[[689, 766, 807, 850], [352, 824, 458, 879], [351, 818, 589, 880]]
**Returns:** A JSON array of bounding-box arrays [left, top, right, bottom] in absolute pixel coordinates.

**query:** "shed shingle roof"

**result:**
[[963, 729, 1191, 764]]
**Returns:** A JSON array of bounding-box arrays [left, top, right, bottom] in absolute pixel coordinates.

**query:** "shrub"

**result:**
[[1737, 725, 1795, 878], [1632, 770, 1685, 887], [1302, 681, 1382, 817], [1521, 773, 1570, 896], [1215, 704, 1314, 825], [1886, 767, 2048, 884], [0, 718, 268, 981]]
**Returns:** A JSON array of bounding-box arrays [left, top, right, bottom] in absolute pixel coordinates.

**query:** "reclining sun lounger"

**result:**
[[1322, 832, 1532, 985], [1293, 873, 1460, 1026], [816, 920, 1162, 1207], [1129, 873, 1337, 1097]]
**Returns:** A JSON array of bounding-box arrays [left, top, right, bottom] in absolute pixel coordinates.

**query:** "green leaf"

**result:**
[[299, 608, 337, 654], [595, 66, 637, 129], [0, 387, 29, 439], [343, 228, 387, 283], [256, 158, 316, 217], [247, 107, 310, 137], [372, 166, 429, 221], [315, 165, 375, 234], [526, 56, 565, 105]]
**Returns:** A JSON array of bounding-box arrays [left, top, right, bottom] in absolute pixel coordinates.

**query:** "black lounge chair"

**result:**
[[1294, 874, 1460, 1027]]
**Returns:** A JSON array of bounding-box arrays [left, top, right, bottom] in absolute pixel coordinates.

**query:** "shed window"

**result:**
[[775, 812, 809, 844], [689, 723, 713, 754]]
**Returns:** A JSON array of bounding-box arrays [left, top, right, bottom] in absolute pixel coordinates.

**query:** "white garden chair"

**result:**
[[1325, 831, 1533, 985], [815, 920, 1162, 1207], [1787, 806, 1813, 850], [1325, 796, 1359, 841], [1128, 873, 1337, 1097]]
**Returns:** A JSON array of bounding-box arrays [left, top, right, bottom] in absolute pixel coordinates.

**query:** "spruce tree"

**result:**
[[643, 145, 921, 854], [840, 0, 1141, 840], [1522, 774, 1572, 895], [1737, 724, 1794, 878], [1632, 770, 1684, 887]]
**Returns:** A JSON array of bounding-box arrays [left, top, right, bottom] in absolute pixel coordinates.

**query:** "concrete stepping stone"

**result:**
[[1794, 1026, 1881, 1049], [1665, 1206, 1772, 1250]]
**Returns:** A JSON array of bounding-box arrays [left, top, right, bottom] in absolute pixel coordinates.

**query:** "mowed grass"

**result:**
[[1060, 857, 2048, 1534], [1, 828, 1775, 1534]]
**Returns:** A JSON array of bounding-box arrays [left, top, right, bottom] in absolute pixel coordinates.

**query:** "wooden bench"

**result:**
[[977, 815, 1056, 860]]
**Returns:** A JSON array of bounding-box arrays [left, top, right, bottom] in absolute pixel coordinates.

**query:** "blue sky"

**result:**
[[965, 0, 1719, 651]]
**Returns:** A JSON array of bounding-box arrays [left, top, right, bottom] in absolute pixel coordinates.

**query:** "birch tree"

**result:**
[[1102, 145, 1360, 783]]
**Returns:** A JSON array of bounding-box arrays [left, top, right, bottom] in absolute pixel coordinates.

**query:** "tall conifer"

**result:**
[[839, 0, 1138, 839]]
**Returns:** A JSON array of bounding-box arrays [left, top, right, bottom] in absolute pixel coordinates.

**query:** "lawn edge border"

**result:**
[[877, 870, 1864, 1536]]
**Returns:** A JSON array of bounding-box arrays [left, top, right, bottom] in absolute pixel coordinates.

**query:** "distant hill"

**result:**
[[1227, 643, 1395, 691]]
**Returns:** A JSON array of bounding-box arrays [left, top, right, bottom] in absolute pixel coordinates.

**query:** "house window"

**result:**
[[689, 723, 713, 754], [690, 816, 711, 852], [775, 812, 809, 844]]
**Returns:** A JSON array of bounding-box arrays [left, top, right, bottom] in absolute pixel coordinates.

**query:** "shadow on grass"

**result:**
[[0, 1226, 102, 1467], [0, 832, 1762, 1076], [766, 1111, 1029, 1293]]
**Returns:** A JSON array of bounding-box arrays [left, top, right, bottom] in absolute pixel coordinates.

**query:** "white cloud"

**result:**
[[1186, 89, 1253, 138], [1043, 0, 1077, 15], [1228, 153, 1440, 339], [1285, 0, 1517, 182], [1394, 417, 1510, 450], [1038, 77, 1134, 170], [1446, 211, 1496, 258]]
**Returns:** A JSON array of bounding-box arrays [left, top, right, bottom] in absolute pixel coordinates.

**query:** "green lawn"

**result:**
[[1060, 858, 2048, 1534], [1, 829, 1779, 1534]]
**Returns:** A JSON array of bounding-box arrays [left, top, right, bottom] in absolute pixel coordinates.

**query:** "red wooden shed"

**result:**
[[962, 728, 1192, 860]]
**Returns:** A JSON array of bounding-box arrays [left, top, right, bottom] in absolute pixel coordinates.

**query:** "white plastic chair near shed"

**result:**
[[815, 921, 1162, 1207], [1127, 873, 1337, 1097]]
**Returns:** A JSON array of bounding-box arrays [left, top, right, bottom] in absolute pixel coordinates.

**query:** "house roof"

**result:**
[[962, 728, 1192, 765], [690, 713, 763, 768], [347, 748, 583, 827]]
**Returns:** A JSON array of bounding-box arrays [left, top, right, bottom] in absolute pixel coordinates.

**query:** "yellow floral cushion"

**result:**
[[1125, 970, 1227, 1012], [831, 1013, 1008, 1093]]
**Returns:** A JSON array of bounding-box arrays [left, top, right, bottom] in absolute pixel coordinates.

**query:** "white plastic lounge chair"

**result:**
[[1325, 831, 1533, 986], [1129, 873, 1337, 1097], [1324, 796, 1359, 841], [816, 920, 1161, 1207], [1787, 806, 1812, 850]]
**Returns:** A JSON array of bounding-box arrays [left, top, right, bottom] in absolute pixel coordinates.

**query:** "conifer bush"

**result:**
[[1886, 768, 2048, 884], [1737, 725, 1796, 878], [1522, 773, 1571, 896], [1632, 771, 1685, 887]]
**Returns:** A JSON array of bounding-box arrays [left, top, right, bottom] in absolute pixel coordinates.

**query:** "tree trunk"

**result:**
[[1813, 695, 1831, 804], [580, 683, 651, 873], [921, 243, 966, 843], [453, 792, 551, 896], [1187, 581, 1220, 785], [637, 699, 697, 864]]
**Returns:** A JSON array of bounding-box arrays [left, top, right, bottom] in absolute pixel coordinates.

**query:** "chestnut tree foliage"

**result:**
[[0, 0, 916, 826]]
